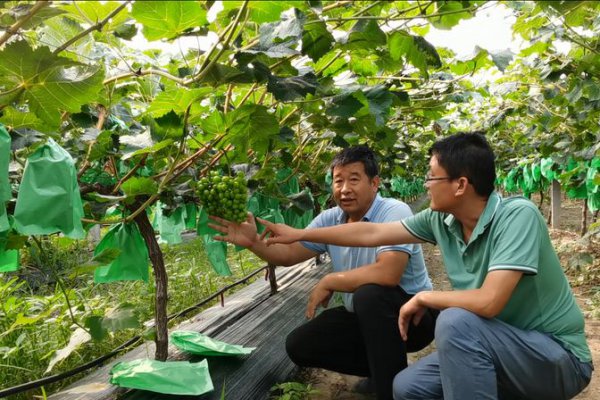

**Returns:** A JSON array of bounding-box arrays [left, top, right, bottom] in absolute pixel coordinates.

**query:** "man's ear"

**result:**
[[372, 176, 380, 192], [455, 177, 469, 196]]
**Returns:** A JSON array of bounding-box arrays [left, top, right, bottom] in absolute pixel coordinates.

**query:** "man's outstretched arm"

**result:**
[[259, 218, 420, 247], [209, 213, 317, 266]]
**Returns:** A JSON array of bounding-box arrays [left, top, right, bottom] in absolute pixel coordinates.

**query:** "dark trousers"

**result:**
[[285, 284, 438, 400]]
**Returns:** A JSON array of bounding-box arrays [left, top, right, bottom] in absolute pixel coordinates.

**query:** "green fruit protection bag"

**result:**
[[196, 206, 219, 235], [94, 223, 149, 283], [0, 230, 18, 272], [170, 330, 255, 356], [0, 124, 10, 202], [0, 125, 10, 232], [184, 202, 197, 229], [276, 167, 300, 196], [196, 206, 231, 276], [521, 165, 535, 195], [586, 158, 600, 212], [247, 193, 285, 230], [503, 168, 519, 193], [13, 139, 84, 239], [202, 235, 232, 276], [276, 169, 314, 229], [153, 202, 185, 245], [540, 158, 555, 181], [0, 199, 8, 233], [109, 358, 213, 396]]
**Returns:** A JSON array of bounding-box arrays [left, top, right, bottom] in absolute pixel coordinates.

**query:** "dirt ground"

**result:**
[[297, 197, 600, 399]]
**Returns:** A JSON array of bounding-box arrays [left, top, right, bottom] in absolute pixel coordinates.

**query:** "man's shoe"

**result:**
[[352, 377, 376, 394]]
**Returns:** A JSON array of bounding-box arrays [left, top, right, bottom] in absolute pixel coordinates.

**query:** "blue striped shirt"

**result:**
[[302, 194, 432, 312]]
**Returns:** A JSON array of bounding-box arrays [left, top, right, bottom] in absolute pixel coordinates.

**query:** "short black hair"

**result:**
[[330, 145, 379, 179], [429, 132, 496, 197]]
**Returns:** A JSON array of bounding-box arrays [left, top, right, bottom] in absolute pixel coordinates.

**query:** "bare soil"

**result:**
[[297, 197, 600, 399]]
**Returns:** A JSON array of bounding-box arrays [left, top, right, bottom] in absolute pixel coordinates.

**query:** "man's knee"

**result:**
[[435, 307, 481, 349], [393, 370, 428, 400], [285, 328, 307, 366], [353, 283, 388, 314], [392, 372, 413, 400]]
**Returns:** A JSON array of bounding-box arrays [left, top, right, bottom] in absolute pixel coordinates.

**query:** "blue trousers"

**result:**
[[393, 308, 593, 400]]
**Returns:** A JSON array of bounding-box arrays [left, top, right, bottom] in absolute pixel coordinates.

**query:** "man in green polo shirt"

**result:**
[[252, 132, 593, 399]]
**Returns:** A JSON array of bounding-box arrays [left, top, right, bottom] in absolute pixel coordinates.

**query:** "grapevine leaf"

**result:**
[[146, 111, 184, 140], [413, 36, 442, 68], [327, 92, 364, 118], [0, 107, 44, 130], [131, 1, 207, 41], [222, 1, 305, 24], [28, 66, 104, 127], [364, 86, 394, 127], [430, 1, 475, 30], [196, 63, 252, 86], [85, 193, 126, 204], [46, 328, 91, 373], [121, 177, 159, 197], [0, 41, 104, 128], [583, 80, 600, 101], [246, 8, 305, 58], [85, 316, 107, 341], [9, 128, 46, 150], [39, 16, 94, 62], [566, 84, 583, 103], [88, 131, 117, 161], [349, 52, 379, 76], [147, 88, 212, 118], [389, 32, 441, 77], [490, 49, 514, 72], [314, 50, 347, 77], [259, 8, 305, 46], [347, 20, 386, 50], [302, 21, 333, 62], [245, 42, 299, 58], [102, 303, 141, 332], [125, 139, 174, 160], [226, 105, 279, 156], [267, 73, 318, 101], [59, 1, 129, 30], [200, 111, 227, 137], [0, 3, 65, 30]]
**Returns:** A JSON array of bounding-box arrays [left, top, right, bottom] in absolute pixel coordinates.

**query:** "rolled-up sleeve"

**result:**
[[401, 209, 437, 244]]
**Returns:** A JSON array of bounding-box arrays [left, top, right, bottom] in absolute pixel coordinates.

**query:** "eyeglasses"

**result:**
[[424, 176, 452, 183]]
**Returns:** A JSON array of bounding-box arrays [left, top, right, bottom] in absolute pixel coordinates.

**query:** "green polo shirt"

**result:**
[[402, 192, 592, 362]]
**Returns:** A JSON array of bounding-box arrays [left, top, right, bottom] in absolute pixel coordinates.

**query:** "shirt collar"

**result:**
[[444, 191, 502, 244], [336, 194, 382, 224]]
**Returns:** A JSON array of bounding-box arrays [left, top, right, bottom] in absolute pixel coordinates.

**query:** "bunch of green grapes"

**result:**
[[197, 171, 248, 223]]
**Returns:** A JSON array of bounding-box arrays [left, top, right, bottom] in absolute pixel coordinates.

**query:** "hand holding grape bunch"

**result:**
[[197, 171, 248, 223]]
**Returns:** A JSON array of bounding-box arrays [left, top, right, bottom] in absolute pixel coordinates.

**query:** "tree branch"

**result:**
[[0, 1, 50, 47], [53, 1, 130, 55], [112, 154, 148, 194], [184, 0, 249, 85], [77, 105, 108, 179], [308, 3, 481, 24], [103, 68, 185, 86]]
